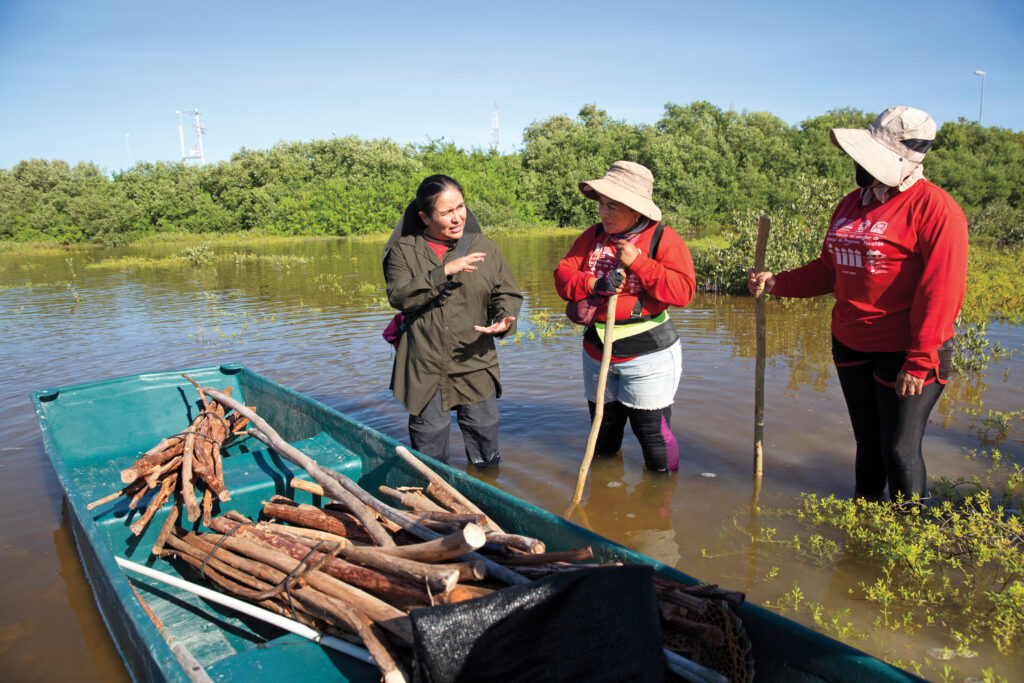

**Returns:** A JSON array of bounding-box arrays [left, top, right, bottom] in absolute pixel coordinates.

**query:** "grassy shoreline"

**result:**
[[0, 225, 730, 256]]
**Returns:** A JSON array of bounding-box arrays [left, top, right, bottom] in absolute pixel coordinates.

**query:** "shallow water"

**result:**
[[1, 234, 1021, 680]]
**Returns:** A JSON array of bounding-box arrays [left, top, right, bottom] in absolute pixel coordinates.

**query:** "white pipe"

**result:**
[[115, 557, 375, 665]]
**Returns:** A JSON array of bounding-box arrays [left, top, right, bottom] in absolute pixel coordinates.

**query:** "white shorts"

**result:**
[[582, 340, 682, 410]]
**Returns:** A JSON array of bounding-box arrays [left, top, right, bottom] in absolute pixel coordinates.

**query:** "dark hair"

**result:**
[[415, 175, 464, 216]]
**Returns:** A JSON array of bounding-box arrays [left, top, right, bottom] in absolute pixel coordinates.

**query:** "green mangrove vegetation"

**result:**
[[2, 103, 1020, 244]]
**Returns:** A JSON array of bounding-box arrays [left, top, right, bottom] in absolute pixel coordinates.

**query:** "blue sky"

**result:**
[[1, 0, 1021, 174]]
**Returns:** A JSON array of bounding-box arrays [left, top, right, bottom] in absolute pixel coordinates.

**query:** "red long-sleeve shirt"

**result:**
[[773, 180, 968, 380], [554, 222, 696, 322]]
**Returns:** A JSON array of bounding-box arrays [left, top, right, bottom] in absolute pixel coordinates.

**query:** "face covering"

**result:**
[[854, 162, 875, 188]]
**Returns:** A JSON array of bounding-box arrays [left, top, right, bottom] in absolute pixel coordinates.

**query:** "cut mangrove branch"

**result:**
[[201, 387, 394, 548]]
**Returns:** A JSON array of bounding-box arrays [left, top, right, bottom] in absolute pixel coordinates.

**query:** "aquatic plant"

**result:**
[[972, 409, 1024, 447], [179, 243, 214, 267], [793, 490, 1024, 656]]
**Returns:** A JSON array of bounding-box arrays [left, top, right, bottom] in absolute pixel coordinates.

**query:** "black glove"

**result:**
[[594, 269, 624, 296]]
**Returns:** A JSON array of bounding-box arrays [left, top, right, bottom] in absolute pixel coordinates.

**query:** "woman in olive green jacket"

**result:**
[[384, 175, 522, 467]]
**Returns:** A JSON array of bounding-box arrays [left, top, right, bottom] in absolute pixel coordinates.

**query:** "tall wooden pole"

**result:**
[[753, 216, 771, 479], [567, 290, 619, 511]]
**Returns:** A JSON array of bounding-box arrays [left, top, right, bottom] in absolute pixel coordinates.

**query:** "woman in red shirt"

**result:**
[[749, 107, 968, 501], [555, 161, 696, 472]]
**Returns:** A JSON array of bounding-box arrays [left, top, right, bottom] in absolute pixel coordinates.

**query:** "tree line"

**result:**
[[2, 101, 1021, 258]]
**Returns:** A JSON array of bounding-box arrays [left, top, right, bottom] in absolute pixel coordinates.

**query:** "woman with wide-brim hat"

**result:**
[[748, 106, 969, 502], [554, 161, 697, 472]]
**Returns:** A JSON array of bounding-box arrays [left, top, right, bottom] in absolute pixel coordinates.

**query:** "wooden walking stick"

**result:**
[[567, 283, 620, 511], [753, 216, 771, 479]]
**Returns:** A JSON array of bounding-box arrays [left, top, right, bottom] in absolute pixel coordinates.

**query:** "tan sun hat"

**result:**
[[579, 160, 662, 222], [830, 106, 936, 188]]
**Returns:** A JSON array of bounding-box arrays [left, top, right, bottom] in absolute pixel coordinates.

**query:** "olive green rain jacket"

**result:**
[[386, 231, 522, 416]]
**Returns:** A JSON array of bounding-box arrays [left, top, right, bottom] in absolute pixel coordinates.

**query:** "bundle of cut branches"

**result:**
[[87, 374, 250, 534]]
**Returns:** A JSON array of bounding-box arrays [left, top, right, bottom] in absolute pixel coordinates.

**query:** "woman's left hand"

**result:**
[[474, 316, 516, 335], [895, 371, 924, 397], [612, 238, 641, 268]]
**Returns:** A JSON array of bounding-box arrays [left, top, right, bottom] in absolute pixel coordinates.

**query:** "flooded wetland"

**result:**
[[1, 233, 1021, 681]]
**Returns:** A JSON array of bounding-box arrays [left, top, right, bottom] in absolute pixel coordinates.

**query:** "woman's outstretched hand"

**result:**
[[474, 316, 516, 335], [445, 252, 486, 277], [748, 269, 776, 296]]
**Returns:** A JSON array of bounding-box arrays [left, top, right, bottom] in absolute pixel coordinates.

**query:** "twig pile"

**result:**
[[87, 375, 250, 534]]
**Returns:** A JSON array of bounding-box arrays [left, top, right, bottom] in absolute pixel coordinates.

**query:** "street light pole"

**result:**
[[974, 70, 986, 126]]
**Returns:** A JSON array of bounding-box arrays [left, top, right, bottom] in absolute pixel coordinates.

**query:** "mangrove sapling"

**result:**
[[972, 409, 1024, 447]]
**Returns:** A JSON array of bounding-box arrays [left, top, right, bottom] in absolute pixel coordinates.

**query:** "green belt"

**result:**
[[594, 310, 669, 344]]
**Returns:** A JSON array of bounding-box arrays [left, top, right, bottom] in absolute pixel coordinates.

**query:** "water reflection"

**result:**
[[577, 457, 681, 568], [53, 498, 132, 682]]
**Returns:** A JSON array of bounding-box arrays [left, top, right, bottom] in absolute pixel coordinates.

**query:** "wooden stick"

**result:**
[[291, 477, 331, 499], [201, 387, 395, 548], [194, 531, 414, 643], [405, 510, 486, 526], [209, 518, 438, 608], [163, 530, 412, 683], [152, 504, 180, 556], [378, 485, 448, 514], [180, 427, 201, 522], [121, 438, 185, 483], [373, 523, 487, 563], [493, 547, 593, 566], [144, 455, 182, 489], [248, 425, 395, 547], [439, 559, 487, 582], [130, 472, 178, 536], [568, 287, 619, 510], [448, 583, 496, 602], [263, 497, 373, 544], [181, 373, 211, 412], [485, 531, 545, 555], [209, 516, 459, 594], [753, 215, 771, 480], [128, 583, 212, 683], [313, 463, 529, 586], [393, 446, 504, 534], [87, 479, 145, 510]]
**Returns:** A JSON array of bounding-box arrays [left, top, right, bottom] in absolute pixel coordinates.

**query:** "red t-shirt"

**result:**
[[773, 180, 968, 379], [554, 222, 696, 322]]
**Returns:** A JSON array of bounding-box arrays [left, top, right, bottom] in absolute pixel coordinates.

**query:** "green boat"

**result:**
[[32, 363, 922, 682]]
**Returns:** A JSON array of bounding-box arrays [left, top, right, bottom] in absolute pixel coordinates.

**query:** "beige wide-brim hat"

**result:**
[[830, 106, 936, 188], [579, 160, 662, 222]]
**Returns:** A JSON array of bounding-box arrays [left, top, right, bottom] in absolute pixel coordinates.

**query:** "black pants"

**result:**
[[588, 400, 678, 472], [408, 390, 501, 467], [833, 337, 952, 501]]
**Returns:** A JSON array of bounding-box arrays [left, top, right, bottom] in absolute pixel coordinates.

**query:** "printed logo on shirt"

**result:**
[[827, 216, 892, 276], [831, 217, 889, 237], [826, 239, 889, 276]]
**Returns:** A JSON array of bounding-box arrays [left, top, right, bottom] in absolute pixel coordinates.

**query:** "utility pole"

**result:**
[[974, 70, 986, 126], [192, 109, 205, 165], [176, 109, 206, 165], [491, 99, 500, 151], [176, 110, 186, 162], [125, 133, 132, 167]]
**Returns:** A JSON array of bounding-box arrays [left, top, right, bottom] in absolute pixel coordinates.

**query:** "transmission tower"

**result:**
[[491, 99, 500, 151], [176, 109, 206, 165]]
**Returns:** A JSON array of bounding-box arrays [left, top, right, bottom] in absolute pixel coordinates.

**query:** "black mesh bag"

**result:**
[[409, 565, 666, 682]]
